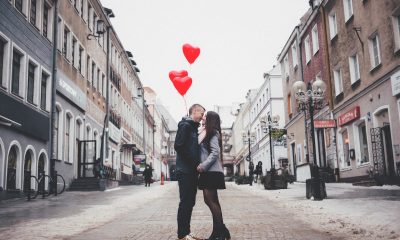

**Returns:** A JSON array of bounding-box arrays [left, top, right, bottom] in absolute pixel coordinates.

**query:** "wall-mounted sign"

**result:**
[[56, 72, 86, 110], [391, 69, 400, 96], [338, 106, 360, 126], [314, 120, 336, 128], [109, 123, 121, 143]]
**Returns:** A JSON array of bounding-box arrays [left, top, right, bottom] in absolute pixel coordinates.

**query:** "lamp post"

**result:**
[[259, 114, 280, 170], [292, 79, 327, 200], [242, 130, 255, 177]]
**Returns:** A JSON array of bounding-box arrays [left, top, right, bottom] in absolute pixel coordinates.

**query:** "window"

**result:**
[[78, 46, 83, 73], [291, 43, 298, 67], [342, 129, 350, 167], [65, 114, 71, 162], [333, 69, 343, 96], [63, 26, 70, 58], [287, 94, 292, 117], [57, 17, 63, 51], [40, 71, 50, 111], [30, 0, 37, 26], [392, 13, 400, 51], [92, 62, 95, 87], [349, 54, 360, 84], [329, 13, 338, 40], [15, 0, 23, 13], [11, 49, 23, 96], [27, 61, 37, 104], [55, 108, 60, 158], [42, 3, 49, 38], [0, 38, 6, 87], [88, 4, 93, 30], [312, 24, 319, 54], [369, 34, 381, 69], [358, 122, 369, 164], [97, 68, 100, 91], [305, 35, 311, 63], [80, 0, 84, 18], [72, 37, 77, 67], [86, 56, 90, 82], [343, 0, 353, 22], [284, 55, 289, 79], [102, 74, 105, 96]]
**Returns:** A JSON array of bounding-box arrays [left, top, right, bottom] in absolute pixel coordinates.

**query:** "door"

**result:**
[[382, 125, 395, 177], [317, 129, 327, 168], [291, 142, 297, 180], [78, 140, 96, 178]]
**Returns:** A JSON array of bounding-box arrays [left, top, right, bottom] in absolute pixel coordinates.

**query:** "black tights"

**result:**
[[203, 189, 224, 234]]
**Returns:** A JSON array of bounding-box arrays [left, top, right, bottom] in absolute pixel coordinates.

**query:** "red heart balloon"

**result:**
[[169, 70, 188, 81], [182, 44, 200, 64], [172, 76, 192, 96]]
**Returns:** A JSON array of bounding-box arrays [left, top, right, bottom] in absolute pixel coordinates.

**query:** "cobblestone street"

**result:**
[[0, 182, 344, 240]]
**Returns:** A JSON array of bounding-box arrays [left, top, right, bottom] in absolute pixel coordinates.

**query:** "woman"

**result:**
[[197, 111, 230, 240]]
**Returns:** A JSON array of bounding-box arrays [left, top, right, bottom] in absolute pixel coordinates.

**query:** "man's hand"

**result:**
[[197, 165, 204, 173]]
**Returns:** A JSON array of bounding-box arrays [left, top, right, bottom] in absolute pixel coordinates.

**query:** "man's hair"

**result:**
[[189, 104, 205, 115]]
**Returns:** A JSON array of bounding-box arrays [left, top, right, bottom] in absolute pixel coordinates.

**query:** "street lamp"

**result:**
[[259, 114, 280, 170], [292, 79, 327, 200], [242, 130, 255, 178]]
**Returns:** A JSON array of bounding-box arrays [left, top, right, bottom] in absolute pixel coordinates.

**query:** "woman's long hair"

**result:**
[[203, 111, 223, 163]]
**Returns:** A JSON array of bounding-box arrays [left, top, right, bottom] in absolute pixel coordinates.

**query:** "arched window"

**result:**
[[7, 146, 18, 190]]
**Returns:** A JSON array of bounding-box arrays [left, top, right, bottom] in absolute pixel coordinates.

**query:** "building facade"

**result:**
[[249, 65, 286, 176], [0, 0, 54, 191], [325, 0, 400, 182]]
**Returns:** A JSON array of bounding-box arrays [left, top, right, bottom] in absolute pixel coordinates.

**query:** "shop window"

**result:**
[[358, 122, 369, 164], [342, 129, 350, 167]]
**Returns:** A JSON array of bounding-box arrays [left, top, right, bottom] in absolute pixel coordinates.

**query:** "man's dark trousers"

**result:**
[[177, 173, 198, 238]]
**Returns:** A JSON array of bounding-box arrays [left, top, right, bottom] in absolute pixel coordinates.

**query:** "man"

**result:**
[[143, 164, 153, 187], [174, 104, 205, 240]]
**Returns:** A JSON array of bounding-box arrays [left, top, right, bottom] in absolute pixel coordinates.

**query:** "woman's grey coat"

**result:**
[[199, 134, 223, 173]]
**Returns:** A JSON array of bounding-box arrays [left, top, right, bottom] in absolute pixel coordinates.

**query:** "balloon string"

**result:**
[[183, 95, 188, 117]]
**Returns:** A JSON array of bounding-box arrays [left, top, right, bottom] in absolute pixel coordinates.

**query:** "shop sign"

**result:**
[[109, 123, 121, 143], [56, 72, 86, 110], [314, 120, 336, 128], [391, 69, 400, 96], [338, 106, 360, 126], [122, 129, 131, 141]]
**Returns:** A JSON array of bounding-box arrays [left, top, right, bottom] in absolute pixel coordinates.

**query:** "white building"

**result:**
[[249, 64, 286, 176]]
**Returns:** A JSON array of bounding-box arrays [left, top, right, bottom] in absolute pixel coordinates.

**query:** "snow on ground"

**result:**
[[230, 182, 400, 240]]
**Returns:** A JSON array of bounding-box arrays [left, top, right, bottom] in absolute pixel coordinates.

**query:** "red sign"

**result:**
[[338, 106, 360, 126], [314, 120, 336, 128]]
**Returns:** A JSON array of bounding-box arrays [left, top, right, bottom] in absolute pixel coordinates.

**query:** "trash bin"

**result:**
[[306, 177, 327, 200]]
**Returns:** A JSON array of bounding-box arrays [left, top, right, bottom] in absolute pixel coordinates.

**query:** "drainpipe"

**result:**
[[321, 3, 340, 181], [295, 25, 310, 163], [50, 0, 59, 177]]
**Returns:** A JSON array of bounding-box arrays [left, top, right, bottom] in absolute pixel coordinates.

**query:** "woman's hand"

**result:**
[[197, 165, 204, 173]]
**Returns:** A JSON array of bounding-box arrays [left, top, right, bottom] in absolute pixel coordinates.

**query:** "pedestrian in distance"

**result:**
[[254, 161, 263, 183], [249, 161, 254, 186], [143, 165, 153, 187], [174, 104, 206, 240], [197, 111, 231, 240]]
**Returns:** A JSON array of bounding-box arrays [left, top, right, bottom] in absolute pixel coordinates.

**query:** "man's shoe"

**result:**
[[189, 233, 204, 240], [177, 235, 195, 240]]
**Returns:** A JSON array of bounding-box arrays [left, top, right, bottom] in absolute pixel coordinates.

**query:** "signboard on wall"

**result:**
[[314, 120, 336, 128], [134, 154, 146, 172], [338, 106, 360, 126], [391, 69, 400, 96]]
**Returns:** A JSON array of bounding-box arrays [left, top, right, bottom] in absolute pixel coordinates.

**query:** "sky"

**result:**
[[101, 0, 310, 122]]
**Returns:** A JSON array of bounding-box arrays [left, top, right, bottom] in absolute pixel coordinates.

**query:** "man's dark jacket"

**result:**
[[174, 117, 200, 174]]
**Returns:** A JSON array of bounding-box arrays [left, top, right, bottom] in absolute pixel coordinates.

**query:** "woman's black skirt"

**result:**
[[198, 171, 226, 190]]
